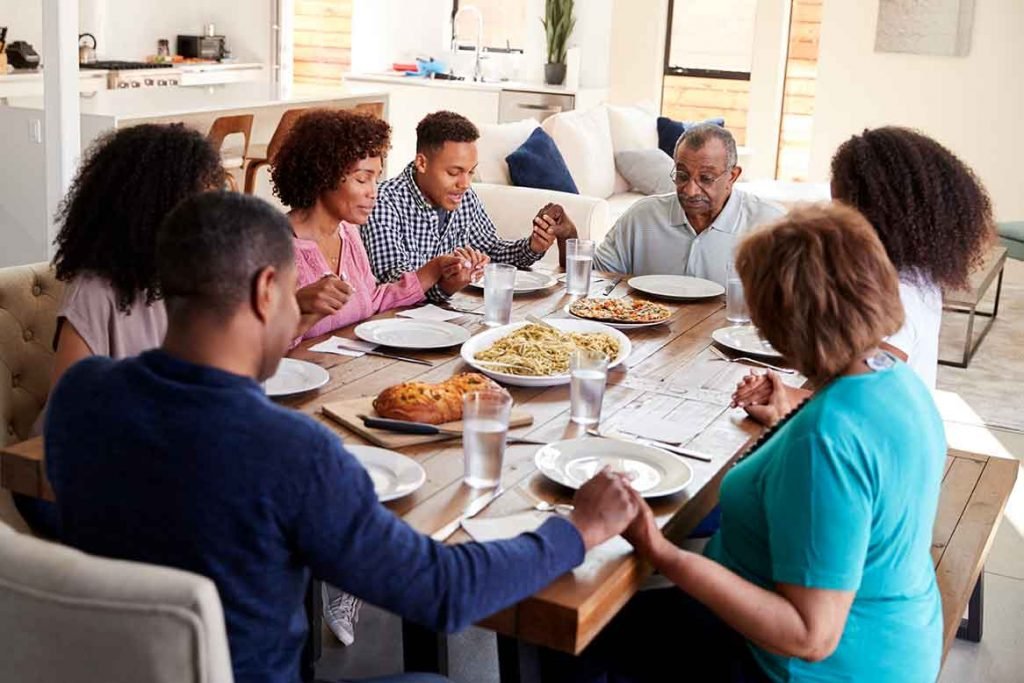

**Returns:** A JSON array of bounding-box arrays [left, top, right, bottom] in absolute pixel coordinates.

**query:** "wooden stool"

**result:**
[[242, 103, 386, 195], [242, 108, 307, 195], [207, 114, 254, 192]]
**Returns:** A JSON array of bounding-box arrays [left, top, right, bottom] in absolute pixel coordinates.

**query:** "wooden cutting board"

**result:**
[[322, 396, 534, 449]]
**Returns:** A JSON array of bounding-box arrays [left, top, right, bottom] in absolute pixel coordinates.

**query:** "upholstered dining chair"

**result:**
[[0, 519, 235, 683], [0, 262, 62, 531]]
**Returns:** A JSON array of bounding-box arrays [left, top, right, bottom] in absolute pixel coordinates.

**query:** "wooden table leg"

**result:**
[[402, 619, 449, 675]]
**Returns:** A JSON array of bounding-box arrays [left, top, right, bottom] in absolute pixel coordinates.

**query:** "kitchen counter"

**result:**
[[345, 71, 594, 97], [0, 68, 108, 83], [2, 81, 387, 120]]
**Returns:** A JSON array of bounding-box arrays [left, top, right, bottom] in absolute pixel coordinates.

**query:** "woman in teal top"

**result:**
[[547, 204, 945, 682]]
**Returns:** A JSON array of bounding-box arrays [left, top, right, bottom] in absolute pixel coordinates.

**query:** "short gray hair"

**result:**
[[674, 122, 738, 168]]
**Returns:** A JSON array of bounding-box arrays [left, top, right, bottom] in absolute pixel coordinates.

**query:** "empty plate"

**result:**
[[354, 319, 471, 349], [711, 325, 782, 360], [534, 438, 693, 498], [346, 445, 426, 502], [264, 358, 330, 397], [468, 270, 557, 293], [627, 275, 725, 300]]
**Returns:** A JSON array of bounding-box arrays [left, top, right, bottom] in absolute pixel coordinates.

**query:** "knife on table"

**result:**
[[357, 414, 547, 445], [431, 486, 506, 542]]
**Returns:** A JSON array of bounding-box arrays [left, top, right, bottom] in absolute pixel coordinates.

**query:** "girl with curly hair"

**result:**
[[271, 108, 473, 342], [733, 127, 994, 424], [50, 122, 225, 387]]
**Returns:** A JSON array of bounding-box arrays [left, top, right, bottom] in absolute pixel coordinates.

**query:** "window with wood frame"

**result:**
[[293, 0, 353, 85]]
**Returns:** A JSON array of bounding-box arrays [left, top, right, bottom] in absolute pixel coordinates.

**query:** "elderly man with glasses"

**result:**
[[593, 123, 783, 286]]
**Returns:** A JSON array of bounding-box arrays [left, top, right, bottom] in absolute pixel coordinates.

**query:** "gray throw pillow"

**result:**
[[615, 149, 676, 195]]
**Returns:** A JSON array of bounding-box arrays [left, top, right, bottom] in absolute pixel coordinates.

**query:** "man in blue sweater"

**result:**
[[44, 192, 639, 683]]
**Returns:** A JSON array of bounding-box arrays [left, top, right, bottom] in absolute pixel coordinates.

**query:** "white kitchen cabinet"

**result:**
[[176, 63, 265, 86], [0, 70, 108, 99]]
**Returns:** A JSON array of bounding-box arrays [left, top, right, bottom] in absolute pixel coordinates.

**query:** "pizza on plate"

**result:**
[[568, 297, 672, 324]]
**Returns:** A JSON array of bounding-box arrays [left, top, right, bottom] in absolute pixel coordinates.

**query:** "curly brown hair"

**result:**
[[830, 127, 994, 290], [416, 110, 479, 154], [53, 123, 225, 312], [737, 204, 904, 385], [271, 109, 391, 209]]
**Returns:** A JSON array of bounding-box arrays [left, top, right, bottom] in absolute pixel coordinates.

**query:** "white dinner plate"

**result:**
[[264, 358, 330, 398], [460, 319, 632, 387], [354, 319, 471, 349], [346, 445, 426, 502], [467, 269, 558, 293], [534, 438, 693, 498], [627, 274, 725, 300], [711, 325, 783, 360], [562, 302, 672, 330]]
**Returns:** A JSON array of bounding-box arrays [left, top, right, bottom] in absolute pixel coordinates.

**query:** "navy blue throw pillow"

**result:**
[[656, 116, 727, 158], [506, 127, 579, 194]]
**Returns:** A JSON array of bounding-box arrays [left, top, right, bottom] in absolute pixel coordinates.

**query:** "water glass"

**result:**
[[565, 239, 595, 296], [726, 261, 750, 325], [483, 263, 516, 327], [462, 389, 512, 488], [570, 349, 608, 425]]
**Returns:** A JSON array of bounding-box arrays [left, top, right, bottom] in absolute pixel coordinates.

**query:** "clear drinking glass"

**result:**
[[462, 389, 512, 488], [483, 263, 516, 327], [565, 239, 595, 296], [726, 261, 751, 325], [570, 349, 608, 425]]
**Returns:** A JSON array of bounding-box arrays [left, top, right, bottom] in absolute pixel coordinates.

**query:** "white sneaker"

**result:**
[[322, 584, 362, 646]]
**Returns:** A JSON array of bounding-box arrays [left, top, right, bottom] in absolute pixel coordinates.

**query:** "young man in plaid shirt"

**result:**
[[362, 111, 577, 301]]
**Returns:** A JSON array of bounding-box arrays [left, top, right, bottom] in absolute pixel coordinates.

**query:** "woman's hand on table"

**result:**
[[733, 371, 798, 427], [569, 467, 640, 551]]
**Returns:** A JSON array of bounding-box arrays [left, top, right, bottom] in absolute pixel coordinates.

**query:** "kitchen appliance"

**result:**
[[78, 33, 96, 64], [176, 34, 226, 61], [5, 41, 40, 70], [80, 61, 180, 89]]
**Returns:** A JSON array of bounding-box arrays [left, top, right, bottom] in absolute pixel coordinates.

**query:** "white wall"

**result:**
[[810, 0, 1024, 220], [351, 0, 612, 88], [0, 0, 272, 64], [608, 0, 667, 108]]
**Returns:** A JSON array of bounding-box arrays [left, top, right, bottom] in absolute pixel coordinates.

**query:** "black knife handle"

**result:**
[[360, 415, 440, 435]]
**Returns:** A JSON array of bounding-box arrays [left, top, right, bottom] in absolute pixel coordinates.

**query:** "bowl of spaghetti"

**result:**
[[460, 320, 631, 387]]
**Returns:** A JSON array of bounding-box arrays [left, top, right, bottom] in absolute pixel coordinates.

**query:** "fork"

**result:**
[[534, 501, 574, 515], [708, 345, 795, 374]]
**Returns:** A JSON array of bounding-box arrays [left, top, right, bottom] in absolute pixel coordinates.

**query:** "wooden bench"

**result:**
[[934, 448, 1018, 661]]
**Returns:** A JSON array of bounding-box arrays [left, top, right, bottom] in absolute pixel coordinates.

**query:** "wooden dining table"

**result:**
[[2, 271, 780, 681]]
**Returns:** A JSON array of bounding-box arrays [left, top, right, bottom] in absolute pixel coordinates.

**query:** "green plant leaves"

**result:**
[[542, 0, 575, 64]]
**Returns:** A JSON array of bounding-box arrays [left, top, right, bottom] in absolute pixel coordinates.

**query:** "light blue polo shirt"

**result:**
[[704, 362, 944, 682], [592, 189, 783, 286]]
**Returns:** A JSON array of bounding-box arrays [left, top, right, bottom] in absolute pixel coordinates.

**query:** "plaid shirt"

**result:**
[[362, 162, 542, 301]]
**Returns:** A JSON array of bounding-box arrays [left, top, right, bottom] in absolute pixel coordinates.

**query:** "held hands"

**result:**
[[438, 247, 489, 294], [621, 486, 665, 560], [730, 370, 794, 427], [530, 203, 577, 254], [569, 466, 641, 551], [295, 273, 354, 318]]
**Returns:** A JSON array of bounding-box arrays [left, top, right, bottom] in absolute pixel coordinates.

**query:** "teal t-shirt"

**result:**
[[704, 362, 944, 682]]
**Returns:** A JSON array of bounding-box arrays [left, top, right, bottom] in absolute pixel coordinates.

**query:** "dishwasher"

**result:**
[[498, 89, 575, 123]]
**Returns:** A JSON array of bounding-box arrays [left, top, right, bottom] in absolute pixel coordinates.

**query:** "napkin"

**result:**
[[619, 416, 690, 445], [310, 336, 378, 358], [461, 510, 549, 542], [396, 304, 465, 322]]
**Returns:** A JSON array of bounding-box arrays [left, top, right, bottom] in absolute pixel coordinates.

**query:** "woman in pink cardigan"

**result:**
[[270, 108, 486, 342]]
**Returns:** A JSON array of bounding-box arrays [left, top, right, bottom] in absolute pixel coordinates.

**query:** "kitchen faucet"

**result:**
[[451, 5, 484, 82]]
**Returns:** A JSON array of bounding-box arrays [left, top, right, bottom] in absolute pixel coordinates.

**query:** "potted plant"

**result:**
[[542, 0, 575, 85]]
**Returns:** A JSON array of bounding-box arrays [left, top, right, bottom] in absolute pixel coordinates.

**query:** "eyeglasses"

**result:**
[[669, 167, 732, 190]]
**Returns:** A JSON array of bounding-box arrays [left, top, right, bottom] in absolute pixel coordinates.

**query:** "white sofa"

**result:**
[[473, 104, 830, 250]]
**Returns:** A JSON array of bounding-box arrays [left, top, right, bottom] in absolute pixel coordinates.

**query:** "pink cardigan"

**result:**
[[293, 222, 424, 341]]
